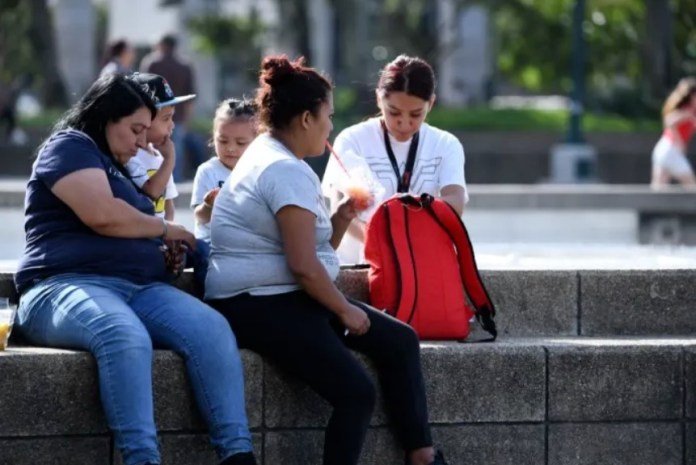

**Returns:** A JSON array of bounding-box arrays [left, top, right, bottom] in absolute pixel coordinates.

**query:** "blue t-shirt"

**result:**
[[14, 130, 169, 294]]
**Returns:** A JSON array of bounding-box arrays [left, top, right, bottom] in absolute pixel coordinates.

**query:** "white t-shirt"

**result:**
[[205, 133, 340, 300], [191, 157, 232, 242], [321, 117, 469, 264], [125, 146, 178, 219]]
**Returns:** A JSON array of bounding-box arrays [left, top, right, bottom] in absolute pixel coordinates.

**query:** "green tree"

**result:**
[[187, 10, 266, 95], [673, 0, 696, 77], [0, 0, 67, 107]]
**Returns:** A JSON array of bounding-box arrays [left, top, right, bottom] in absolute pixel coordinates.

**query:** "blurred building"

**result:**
[[52, 0, 492, 110]]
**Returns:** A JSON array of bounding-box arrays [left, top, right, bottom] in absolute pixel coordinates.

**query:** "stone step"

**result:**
[[4, 268, 696, 337], [1, 338, 696, 464]]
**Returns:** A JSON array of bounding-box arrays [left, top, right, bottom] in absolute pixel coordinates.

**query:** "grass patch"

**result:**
[[425, 107, 662, 133], [18, 109, 64, 129]]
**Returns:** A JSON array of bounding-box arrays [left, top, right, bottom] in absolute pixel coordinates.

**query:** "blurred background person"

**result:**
[[651, 77, 696, 188], [99, 38, 136, 78], [0, 74, 32, 145], [140, 33, 205, 180]]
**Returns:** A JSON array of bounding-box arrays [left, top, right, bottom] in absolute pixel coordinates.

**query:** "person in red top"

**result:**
[[651, 77, 696, 188]]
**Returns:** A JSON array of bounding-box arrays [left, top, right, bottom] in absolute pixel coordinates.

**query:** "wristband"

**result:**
[[203, 200, 213, 209], [160, 217, 168, 239]]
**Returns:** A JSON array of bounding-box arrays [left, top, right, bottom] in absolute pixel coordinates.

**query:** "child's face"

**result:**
[[148, 105, 175, 147], [214, 119, 256, 169]]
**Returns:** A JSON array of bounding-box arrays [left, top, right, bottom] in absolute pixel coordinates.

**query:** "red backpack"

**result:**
[[364, 194, 497, 341]]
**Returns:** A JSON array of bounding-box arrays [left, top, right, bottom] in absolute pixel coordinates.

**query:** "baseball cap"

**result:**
[[129, 72, 196, 108]]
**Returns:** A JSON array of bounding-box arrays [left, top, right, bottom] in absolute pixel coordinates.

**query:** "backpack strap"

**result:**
[[421, 194, 498, 340], [384, 197, 419, 324]]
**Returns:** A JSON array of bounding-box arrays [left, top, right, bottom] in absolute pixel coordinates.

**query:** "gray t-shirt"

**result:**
[[205, 133, 340, 299]]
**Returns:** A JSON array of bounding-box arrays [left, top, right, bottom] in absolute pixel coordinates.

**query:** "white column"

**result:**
[[51, 0, 96, 102], [307, 0, 334, 76], [437, 1, 492, 106], [178, 0, 219, 115]]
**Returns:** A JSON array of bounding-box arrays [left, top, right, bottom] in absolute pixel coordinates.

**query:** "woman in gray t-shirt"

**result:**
[[206, 55, 450, 465]]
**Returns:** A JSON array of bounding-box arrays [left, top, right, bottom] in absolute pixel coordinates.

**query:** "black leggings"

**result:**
[[208, 290, 432, 465]]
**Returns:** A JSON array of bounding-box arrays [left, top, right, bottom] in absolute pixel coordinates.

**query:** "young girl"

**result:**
[[651, 77, 696, 188], [191, 98, 258, 243], [322, 55, 469, 264]]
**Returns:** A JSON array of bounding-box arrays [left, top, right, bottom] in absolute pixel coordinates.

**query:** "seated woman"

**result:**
[[14, 74, 257, 465], [322, 55, 468, 264], [206, 55, 448, 465]]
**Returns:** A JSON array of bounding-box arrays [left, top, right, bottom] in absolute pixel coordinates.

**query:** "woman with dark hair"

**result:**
[[14, 74, 257, 465], [206, 55, 449, 465], [100, 38, 136, 77], [651, 77, 696, 188], [322, 54, 469, 264]]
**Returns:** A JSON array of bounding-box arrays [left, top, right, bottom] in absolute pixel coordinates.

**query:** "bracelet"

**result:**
[[203, 200, 213, 209], [160, 217, 168, 239]]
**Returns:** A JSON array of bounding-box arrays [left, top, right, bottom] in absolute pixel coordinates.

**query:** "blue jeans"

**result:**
[[16, 274, 253, 465]]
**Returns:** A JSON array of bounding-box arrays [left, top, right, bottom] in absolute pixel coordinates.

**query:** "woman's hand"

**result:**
[[339, 303, 370, 336], [163, 221, 197, 251], [332, 195, 360, 223], [203, 187, 221, 208], [162, 239, 188, 275]]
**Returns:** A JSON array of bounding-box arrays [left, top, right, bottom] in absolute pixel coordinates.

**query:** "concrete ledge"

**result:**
[[580, 270, 696, 336], [687, 424, 696, 465], [464, 185, 696, 212], [683, 347, 696, 420], [0, 437, 111, 465], [0, 348, 263, 437], [548, 423, 682, 465], [4, 269, 696, 463], [483, 270, 578, 336], [3, 182, 696, 212], [263, 343, 545, 428], [5, 268, 696, 338], [264, 424, 546, 465], [548, 345, 683, 421], [3, 338, 696, 464]]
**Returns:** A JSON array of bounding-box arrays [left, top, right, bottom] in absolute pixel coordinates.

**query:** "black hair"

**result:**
[[377, 54, 436, 101], [160, 34, 178, 51], [255, 55, 332, 131], [49, 74, 157, 166]]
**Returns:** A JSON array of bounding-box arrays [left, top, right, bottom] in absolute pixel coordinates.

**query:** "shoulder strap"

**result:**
[[382, 121, 419, 193], [384, 198, 418, 323], [422, 195, 497, 340]]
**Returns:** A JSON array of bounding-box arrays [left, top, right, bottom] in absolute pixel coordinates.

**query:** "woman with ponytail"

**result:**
[[206, 55, 450, 465], [322, 55, 468, 264]]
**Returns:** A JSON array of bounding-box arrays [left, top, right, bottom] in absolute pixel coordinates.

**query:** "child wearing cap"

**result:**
[[125, 73, 208, 288], [125, 72, 195, 220]]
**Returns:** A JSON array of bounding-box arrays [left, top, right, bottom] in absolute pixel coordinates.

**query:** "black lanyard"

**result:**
[[382, 121, 419, 193]]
